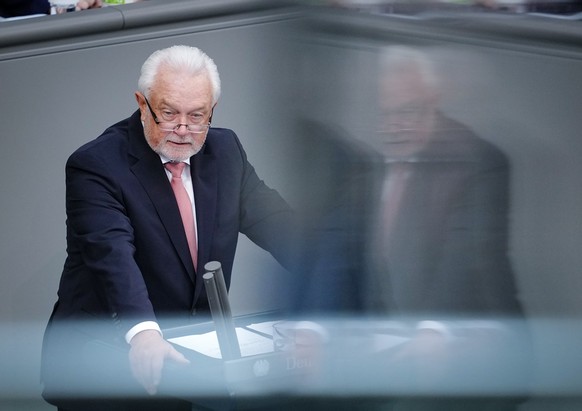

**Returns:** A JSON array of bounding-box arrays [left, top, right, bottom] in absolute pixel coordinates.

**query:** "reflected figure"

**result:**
[[295, 46, 523, 318], [365, 47, 523, 317], [290, 117, 384, 314], [291, 46, 529, 410]]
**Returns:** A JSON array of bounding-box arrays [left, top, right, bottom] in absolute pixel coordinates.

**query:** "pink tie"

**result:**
[[165, 162, 198, 270], [380, 163, 411, 251]]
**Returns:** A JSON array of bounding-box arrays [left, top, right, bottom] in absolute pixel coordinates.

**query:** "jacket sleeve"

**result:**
[[231, 132, 300, 272], [64, 147, 157, 336]]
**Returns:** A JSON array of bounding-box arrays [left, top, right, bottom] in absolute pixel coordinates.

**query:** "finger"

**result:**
[[130, 347, 156, 394], [168, 347, 190, 365], [149, 352, 165, 392], [144, 346, 189, 394], [129, 349, 145, 385], [132, 364, 151, 393]]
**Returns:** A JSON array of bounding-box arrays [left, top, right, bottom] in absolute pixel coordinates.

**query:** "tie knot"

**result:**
[[165, 161, 186, 178]]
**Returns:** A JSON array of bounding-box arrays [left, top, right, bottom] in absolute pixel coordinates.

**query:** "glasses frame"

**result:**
[[144, 96, 212, 134]]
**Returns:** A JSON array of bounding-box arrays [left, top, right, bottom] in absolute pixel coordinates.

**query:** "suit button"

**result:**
[[190, 308, 197, 317]]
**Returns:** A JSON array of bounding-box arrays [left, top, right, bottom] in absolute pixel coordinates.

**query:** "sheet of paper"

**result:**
[[244, 320, 278, 336], [371, 334, 409, 352], [169, 326, 274, 359]]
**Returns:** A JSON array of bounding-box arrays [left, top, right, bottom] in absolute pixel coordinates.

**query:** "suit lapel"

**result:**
[[127, 111, 196, 283], [191, 141, 218, 300]]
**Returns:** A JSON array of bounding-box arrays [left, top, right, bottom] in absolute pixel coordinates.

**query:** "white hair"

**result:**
[[138, 45, 221, 105], [378, 46, 440, 92]]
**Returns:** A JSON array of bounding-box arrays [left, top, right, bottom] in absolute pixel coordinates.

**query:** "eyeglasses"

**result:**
[[144, 96, 211, 134]]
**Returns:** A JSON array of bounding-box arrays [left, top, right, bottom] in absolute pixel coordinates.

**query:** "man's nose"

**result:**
[[173, 124, 190, 136]]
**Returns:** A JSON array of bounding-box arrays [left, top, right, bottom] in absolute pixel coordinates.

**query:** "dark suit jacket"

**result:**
[[289, 118, 529, 411], [293, 114, 523, 318], [372, 114, 522, 317], [0, 0, 49, 17], [42, 111, 296, 396]]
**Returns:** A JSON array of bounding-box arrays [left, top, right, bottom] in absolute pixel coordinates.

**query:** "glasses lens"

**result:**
[[187, 124, 208, 133], [158, 123, 208, 133]]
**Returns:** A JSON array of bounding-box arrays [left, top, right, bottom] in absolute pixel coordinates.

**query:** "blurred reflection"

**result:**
[[367, 46, 523, 318], [290, 46, 530, 409], [295, 46, 523, 318]]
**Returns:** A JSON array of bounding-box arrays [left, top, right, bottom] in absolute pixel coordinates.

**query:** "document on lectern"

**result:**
[[168, 321, 277, 359]]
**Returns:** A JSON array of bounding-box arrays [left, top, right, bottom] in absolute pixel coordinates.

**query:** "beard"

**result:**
[[144, 122, 206, 162], [376, 128, 430, 159]]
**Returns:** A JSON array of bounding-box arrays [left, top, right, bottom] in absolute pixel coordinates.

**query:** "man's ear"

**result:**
[[135, 92, 147, 121]]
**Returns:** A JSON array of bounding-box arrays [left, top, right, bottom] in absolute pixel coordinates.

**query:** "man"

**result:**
[[42, 45, 296, 410]]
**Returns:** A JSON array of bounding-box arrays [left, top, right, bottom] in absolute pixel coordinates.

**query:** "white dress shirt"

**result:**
[[125, 154, 197, 344]]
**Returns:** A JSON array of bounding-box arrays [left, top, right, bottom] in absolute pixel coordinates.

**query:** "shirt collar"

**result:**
[[159, 154, 191, 167]]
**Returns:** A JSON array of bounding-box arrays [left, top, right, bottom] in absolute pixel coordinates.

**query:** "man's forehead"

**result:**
[[380, 76, 434, 108], [153, 66, 209, 86], [150, 71, 212, 100]]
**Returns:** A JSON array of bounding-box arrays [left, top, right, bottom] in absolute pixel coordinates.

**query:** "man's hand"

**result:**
[[128, 329, 190, 395], [388, 328, 450, 388]]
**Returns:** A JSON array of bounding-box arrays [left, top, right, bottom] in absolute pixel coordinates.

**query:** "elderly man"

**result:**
[[41, 45, 296, 410]]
